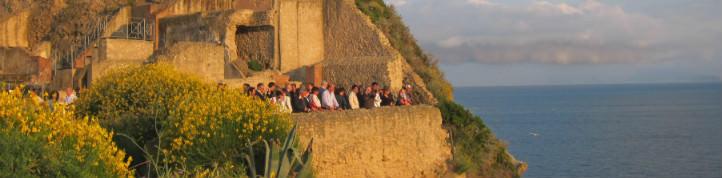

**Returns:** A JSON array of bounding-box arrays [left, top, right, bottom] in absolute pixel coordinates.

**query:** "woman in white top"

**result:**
[[348, 85, 360, 109], [277, 90, 293, 113]]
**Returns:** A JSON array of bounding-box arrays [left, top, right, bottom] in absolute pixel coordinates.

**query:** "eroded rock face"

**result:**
[[236, 25, 274, 68], [293, 105, 452, 178]]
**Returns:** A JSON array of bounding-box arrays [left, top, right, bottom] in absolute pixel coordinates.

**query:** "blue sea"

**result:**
[[454, 83, 722, 178]]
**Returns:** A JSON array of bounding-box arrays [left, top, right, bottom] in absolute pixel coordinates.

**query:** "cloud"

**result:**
[[385, 0, 408, 7], [466, 0, 493, 6], [395, 0, 722, 65], [529, 1, 582, 15], [438, 36, 465, 48]]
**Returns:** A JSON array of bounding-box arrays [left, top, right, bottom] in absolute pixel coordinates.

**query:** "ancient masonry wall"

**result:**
[[322, 56, 404, 91], [103, 7, 132, 38], [321, 0, 437, 104], [154, 42, 225, 82], [90, 39, 154, 83], [293, 105, 451, 178], [323, 0, 390, 59], [0, 10, 30, 48], [278, 0, 325, 72], [0, 48, 34, 75]]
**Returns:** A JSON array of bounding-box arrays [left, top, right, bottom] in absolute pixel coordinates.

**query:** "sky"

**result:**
[[385, 0, 722, 86]]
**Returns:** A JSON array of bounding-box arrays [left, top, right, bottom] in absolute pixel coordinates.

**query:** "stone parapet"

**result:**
[[293, 105, 451, 178]]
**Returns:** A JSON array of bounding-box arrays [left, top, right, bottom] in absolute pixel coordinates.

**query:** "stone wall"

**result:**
[[0, 10, 30, 48], [154, 42, 225, 82], [103, 7, 132, 38], [153, 0, 237, 18], [0, 48, 34, 75], [322, 56, 404, 90], [278, 0, 325, 72], [323, 0, 390, 59], [89, 39, 154, 83], [157, 10, 272, 57], [235, 25, 274, 68], [293, 105, 451, 178]]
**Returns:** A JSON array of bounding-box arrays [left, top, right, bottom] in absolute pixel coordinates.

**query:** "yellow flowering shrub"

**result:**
[[0, 89, 132, 177], [75, 64, 292, 174], [164, 87, 291, 168], [76, 64, 207, 145]]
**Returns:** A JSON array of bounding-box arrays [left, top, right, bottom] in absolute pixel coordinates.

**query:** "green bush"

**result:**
[[0, 90, 132, 177], [248, 60, 263, 71], [76, 64, 293, 176], [439, 101, 520, 178]]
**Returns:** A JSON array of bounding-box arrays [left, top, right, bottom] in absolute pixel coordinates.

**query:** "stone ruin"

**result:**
[[0, 0, 436, 104]]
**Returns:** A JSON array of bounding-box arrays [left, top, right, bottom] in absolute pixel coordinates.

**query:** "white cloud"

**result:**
[[385, 0, 408, 7], [397, 0, 718, 65], [467, 0, 493, 6], [529, 1, 583, 15], [438, 36, 465, 48]]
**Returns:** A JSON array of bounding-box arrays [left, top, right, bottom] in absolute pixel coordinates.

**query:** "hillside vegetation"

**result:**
[[355, 0, 525, 177]]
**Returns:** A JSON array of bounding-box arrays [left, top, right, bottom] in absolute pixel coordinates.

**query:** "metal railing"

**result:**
[[51, 9, 156, 71], [51, 9, 120, 70], [110, 17, 154, 41]]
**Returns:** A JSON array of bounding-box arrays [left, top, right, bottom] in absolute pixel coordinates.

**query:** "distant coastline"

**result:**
[[454, 81, 722, 89]]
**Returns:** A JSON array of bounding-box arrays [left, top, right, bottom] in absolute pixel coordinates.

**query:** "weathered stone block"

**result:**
[[154, 42, 225, 82], [292, 105, 451, 178]]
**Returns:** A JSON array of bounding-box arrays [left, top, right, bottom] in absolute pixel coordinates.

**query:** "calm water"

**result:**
[[454, 83, 722, 178]]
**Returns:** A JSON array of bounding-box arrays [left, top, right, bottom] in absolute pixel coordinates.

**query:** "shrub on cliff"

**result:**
[[439, 101, 521, 177], [355, 1, 524, 177], [75, 64, 292, 176], [0, 89, 132, 177]]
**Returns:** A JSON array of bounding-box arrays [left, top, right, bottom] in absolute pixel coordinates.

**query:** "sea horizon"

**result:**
[[455, 82, 722, 178], [453, 81, 722, 89]]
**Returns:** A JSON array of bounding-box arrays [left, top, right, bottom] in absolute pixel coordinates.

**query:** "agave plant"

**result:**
[[244, 125, 314, 178]]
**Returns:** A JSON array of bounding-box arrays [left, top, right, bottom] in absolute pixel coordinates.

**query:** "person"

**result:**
[[48, 90, 60, 111], [288, 84, 298, 110], [404, 84, 414, 105], [255, 83, 267, 100], [348, 85, 360, 109], [287, 84, 297, 99], [267, 82, 277, 98], [64, 87, 78, 104], [305, 83, 314, 93], [292, 89, 310, 113], [246, 87, 256, 96], [398, 87, 412, 106], [362, 86, 375, 109], [321, 84, 339, 110], [371, 82, 382, 108], [318, 81, 328, 103], [336, 87, 351, 110], [276, 90, 293, 113], [380, 88, 395, 106], [308, 87, 322, 111]]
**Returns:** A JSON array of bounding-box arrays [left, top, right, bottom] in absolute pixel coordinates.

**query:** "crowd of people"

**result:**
[[239, 81, 416, 113], [4, 86, 79, 110], [7, 80, 416, 114]]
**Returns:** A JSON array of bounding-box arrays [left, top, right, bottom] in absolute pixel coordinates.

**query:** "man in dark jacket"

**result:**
[[292, 89, 310, 113]]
